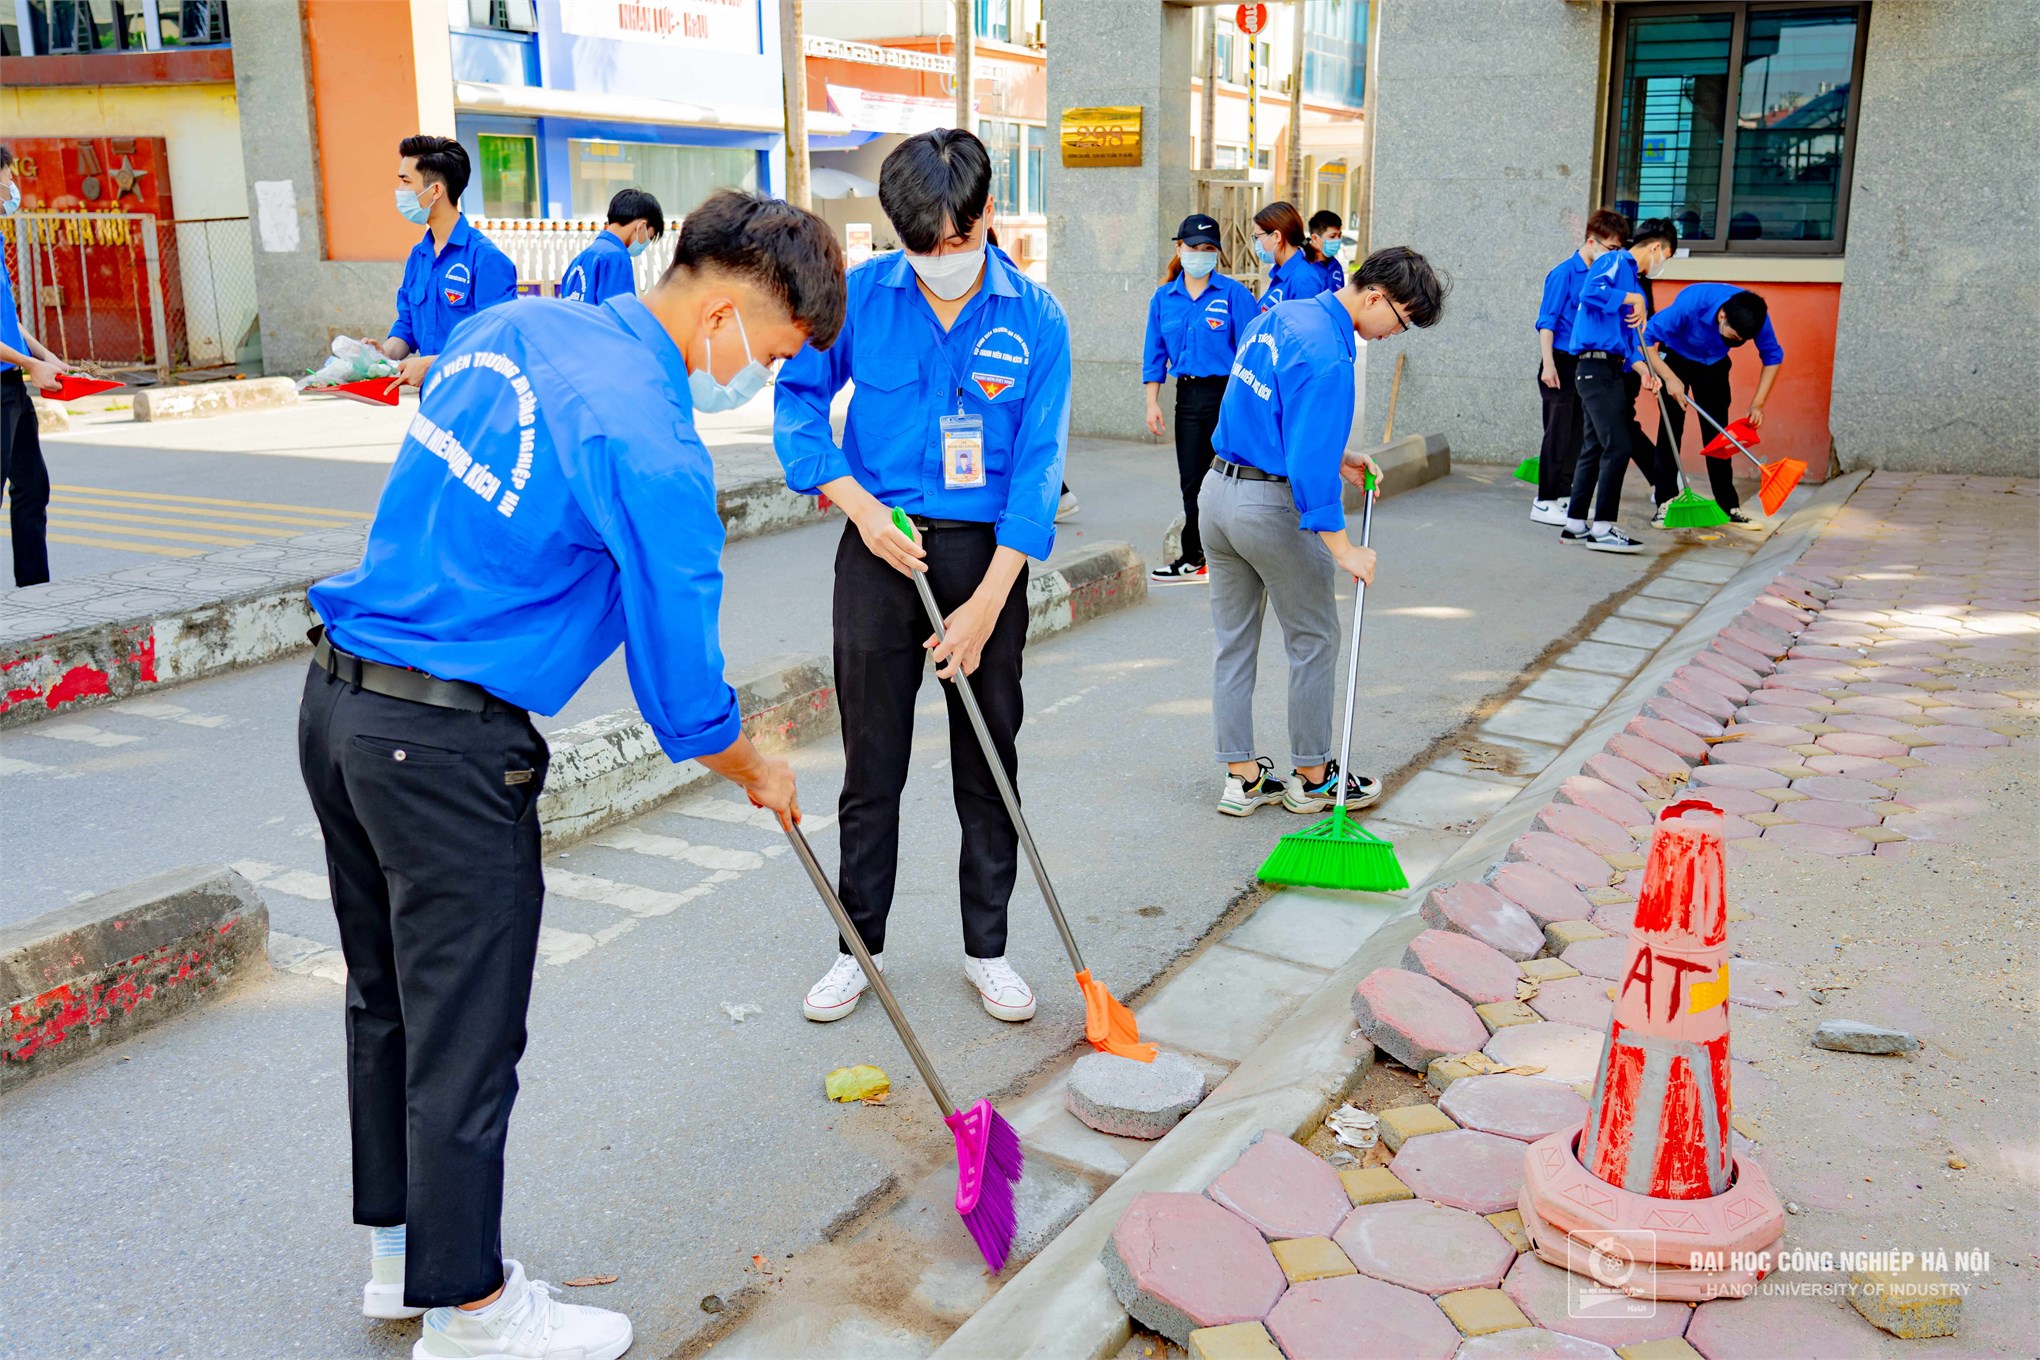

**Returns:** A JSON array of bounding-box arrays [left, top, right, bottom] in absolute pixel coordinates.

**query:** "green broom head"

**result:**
[[1513, 455, 1541, 485], [1660, 484, 1730, 528], [1257, 804, 1409, 893]]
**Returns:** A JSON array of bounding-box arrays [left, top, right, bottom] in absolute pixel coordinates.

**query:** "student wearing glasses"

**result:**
[[1251, 201, 1332, 313]]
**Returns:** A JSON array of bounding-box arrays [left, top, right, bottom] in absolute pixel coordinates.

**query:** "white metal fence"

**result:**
[[469, 219, 679, 296]]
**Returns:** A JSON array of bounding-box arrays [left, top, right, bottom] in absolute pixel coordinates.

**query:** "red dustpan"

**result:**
[[324, 378, 403, 406], [1699, 417, 1761, 460], [1689, 402, 1806, 516], [42, 374, 126, 401]]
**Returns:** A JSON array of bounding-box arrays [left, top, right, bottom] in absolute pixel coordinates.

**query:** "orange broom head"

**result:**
[[1758, 458, 1807, 516], [1076, 969, 1157, 1062]]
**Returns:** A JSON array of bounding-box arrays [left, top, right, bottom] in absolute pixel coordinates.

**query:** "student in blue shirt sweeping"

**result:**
[[1251, 200, 1332, 313], [1645, 284, 1785, 525], [1141, 212, 1258, 586], [1530, 208, 1630, 526], [371, 135, 518, 391], [774, 128, 1070, 1029], [301, 191, 841, 1360], [560, 187, 664, 306], [1205, 247, 1446, 818]]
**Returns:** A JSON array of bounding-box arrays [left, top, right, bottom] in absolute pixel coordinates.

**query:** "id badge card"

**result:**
[[940, 412, 987, 489]]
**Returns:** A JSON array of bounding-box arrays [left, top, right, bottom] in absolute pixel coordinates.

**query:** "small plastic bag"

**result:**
[[298, 335, 398, 391]]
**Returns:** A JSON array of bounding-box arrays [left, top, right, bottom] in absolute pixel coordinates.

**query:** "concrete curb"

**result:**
[[930, 474, 1866, 1360], [1, 865, 269, 1092], [132, 377, 298, 422], [1164, 431, 1450, 563], [1028, 540, 1146, 638]]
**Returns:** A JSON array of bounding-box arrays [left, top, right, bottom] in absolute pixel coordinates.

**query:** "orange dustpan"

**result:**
[[1689, 400, 1805, 516]]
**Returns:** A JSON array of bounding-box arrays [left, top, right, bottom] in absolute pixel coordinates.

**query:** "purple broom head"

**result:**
[[945, 1099, 1024, 1272]]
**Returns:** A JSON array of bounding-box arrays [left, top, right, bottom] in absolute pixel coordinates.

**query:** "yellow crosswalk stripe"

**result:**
[[43, 514, 265, 547], [54, 506, 300, 538], [55, 493, 360, 529], [52, 484, 362, 518], [0, 525, 203, 558]]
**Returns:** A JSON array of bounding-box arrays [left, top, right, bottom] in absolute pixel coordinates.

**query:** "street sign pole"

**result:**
[[1237, 5, 1267, 181]]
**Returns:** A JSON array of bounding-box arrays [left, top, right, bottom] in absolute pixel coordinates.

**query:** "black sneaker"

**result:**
[[1150, 557, 1210, 586], [1284, 760, 1383, 813], [1559, 527, 1590, 546], [1726, 508, 1759, 527], [1584, 527, 1644, 554], [1218, 757, 1285, 817]]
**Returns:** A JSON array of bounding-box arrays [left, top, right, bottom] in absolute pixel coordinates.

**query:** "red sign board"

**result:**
[[1236, 4, 1269, 35]]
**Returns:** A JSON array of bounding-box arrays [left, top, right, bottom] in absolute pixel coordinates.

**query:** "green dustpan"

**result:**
[[1653, 386, 1730, 528], [1513, 455, 1540, 485]]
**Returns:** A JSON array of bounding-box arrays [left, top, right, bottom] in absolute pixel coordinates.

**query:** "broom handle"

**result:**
[[1651, 385, 1710, 497], [783, 820, 958, 1117], [1681, 394, 1766, 471], [1333, 475, 1377, 806], [900, 525, 1089, 976]]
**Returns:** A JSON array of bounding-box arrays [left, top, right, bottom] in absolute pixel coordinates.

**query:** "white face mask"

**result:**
[[906, 245, 986, 301]]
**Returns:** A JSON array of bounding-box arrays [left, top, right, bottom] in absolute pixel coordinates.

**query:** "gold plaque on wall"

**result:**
[[1059, 106, 1144, 168]]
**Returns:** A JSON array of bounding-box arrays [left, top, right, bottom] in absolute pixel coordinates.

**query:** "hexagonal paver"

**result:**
[[1727, 958, 1801, 1009], [1762, 823, 1873, 856], [1437, 1073, 1588, 1143], [1915, 724, 2010, 748], [1679, 787, 1774, 817], [1533, 803, 1637, 857], [1804, 754, 1897, 780], [1067, 1050, 1207, 1139], [1674, 665, 1749, 703], [1916, 743, 1993, 769], [1555, 776, 1653, 830], [1482, 1021, 1604, 1088], [1642, 695, 1726, 740], [1559, 936, 1631, 981], [1265, 1274, 1461, 1360], [1581, 753, 1674, 802], [1626, 716, 1709, 763], [1354, 967, 1490, 1073], [1771, 798, 1882, 829], [1103, 1192, 1286, 1345], [1334, 1199, 1516, 1293], [1688, 763, 1779, 791], [1454, 1329, 1620, 1360], [1821, 712, 1917, 738], [1206, 1129, 1352, 1241], [1403, 928, 1521, 1006], [1506, 833, 1617, 890], [1686, 1287, 1886, 1359], [1526, 975, 1615, 1032], [1816, 731, 1907, 758], [1387, 1128, 1528, 1214], [1693, 650, 1762, 688], [1501, 1254, 1694, 1349], [1421, 881, 1546, 962], [1706, 743, 1812, 778], [1606, 733, 1693, 780], [1486, 861, 1595, 927]]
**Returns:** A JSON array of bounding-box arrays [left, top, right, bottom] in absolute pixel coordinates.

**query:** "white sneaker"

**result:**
[[1529, 499, 1567, 527], [366, 1249, 426, 1321], [413, 1260, 632, 1360], [1583, 527, 1644, 554], [963, 955, 1036, 1022], [1056, 490, 1080, 522], [804, 951, 882, 1022]]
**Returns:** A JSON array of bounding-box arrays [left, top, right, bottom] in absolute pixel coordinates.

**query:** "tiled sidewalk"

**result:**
[[1099, 471, 2037, 1359]]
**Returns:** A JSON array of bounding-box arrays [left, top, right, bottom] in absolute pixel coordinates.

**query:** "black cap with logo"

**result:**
[[1174, 214, 1222, 247]]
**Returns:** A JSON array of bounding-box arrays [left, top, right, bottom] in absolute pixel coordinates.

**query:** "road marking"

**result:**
[[0, 755, 54, 776], [537, 926, 599, 967], [270, 931, 347, 983], [53, 484, 363, 518], [35, 722, 142, 748], [672, 793, 837, 833], [22, 486, 361, 561], [543, 866, 738, 918], [594, 827, 766, 872], [44, 513, 266, 548], [115, 698, 230, 728], [54, 506, 300, 539], [230, 859, 334, 903], [1036, 685, 1099, 717], [57, 493, 360, 528], [0, 525, 201, 558]]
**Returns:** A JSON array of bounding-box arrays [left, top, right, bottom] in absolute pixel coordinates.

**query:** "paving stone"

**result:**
[[1265, 1275, 1462, 1360], [1559, 935, 1632, 981], [1641, 696, 1726, 741], [1811, 1019, 1918, 1054], [1507, 832, 1620, 890], [1878, 810, 1959, 840], [1355, 966, 1493, 1073], [1588, 901, 1637, 935], [1501, 1254, 1694, 1349], [1658, 678, 1739, 724], [1581, 753, 1676, 801], [1486, 860, 1596, 926], [1478, 1000, 1542, 1032], [1615, 1340, 1704, 1360], [1686, 1289, 1887, 1359], [1483, 1022, 1603, 1087], [1555, 776, 1654, 830], [1847, 1263, 1964, 1338], [1708, 636, 1774, 675], [1706, 743, 1813, 778], [1137, 945, 1327, 1061], [1673, 665, 1750, 704], [1378, 1103, 1459, 1152], [1340, 1166, 1415, 1205], [1761, 823, 1874, 856], [1915, 723, 2010, 748], [1534, 802, 1638, 857], [1677, 786, 1774, 816], [1485, 697, 1602, 746], [1207, 1129, 1353, 1241], [1389, 1129, 1531, 1215], [1600, 851, 1647, 872], [1438, 1073, 1588, 1143], [1426, 1054, 1492, 1092], [1439, 1287, 1534, 1337], [1102, 1192, 1287, 1345], [1484, 1209, 1532, 1254], [1404, 928, 1522, 1006], [1519, 956, 1579, 983], [1527, 975, 1616, 1031], [1791, 775, 1894, 802], [1187, 1321, 1285, 1360], [1728, 959, 1801, 1009], [1336, 1198, 1517, 1294], [1423, 882, 1547, 962], [1606, 732, 1695, 781], [1815, 730, 1908, 758], [1692, 650, 1763, 687], [1457, 1329, 1620, 1360], [1756, 786, 1806, 802], [1521, 667, 1629, 710], [1687, 763, 1779, 791], [1625, 716, 1710, 763], [1915, 742, 1994, 769], [1774, 798, 1881, 829], [1271, 1236, 1358, 1283], [1067, 1050, 1208, 1140], [1803, 753, 1898, 779], [1544, 919, 1611, 954]]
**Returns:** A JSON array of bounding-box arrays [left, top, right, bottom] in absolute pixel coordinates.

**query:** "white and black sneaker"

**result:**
[[1218, 757, 1286, 817], [1726, 508, 1760, 528], [1529, 499, 1567, 527], [1648, 502, 1670, 529], [1583, 527, 1644, 554], [1150, 557, 1209, 586], [1558, 527, 1590, 546], [1056, 490, 1081, 522], [1284, 761, 1383, 814]]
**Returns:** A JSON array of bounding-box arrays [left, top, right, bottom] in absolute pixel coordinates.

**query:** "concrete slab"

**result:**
[[1554, 640, 1657, 677], [1520, 668, 1629, 711], [1223, 889, 1396, 971], [1618, 595, 1700, 627], [1136, 946, 1328, 1062], [1379, 770, 1521, 831], [1484, 698, 1601, 747], [1588, 617, 1675, 651], [1067, 1050, 1208, 1140], [1457, 1330, 1621, 1359]]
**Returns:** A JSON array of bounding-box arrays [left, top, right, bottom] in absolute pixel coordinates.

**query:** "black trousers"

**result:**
[[1173, 375, 1226, 563], [1623, 366, 1678, 506], [833, 521, 1028, 958], [1534, 351, 1581, 503], [1569, 355, 1640, 525], [1656, 348, 1740, 510], [297, 662, 550, 1308], [1, 370, 52, 587]]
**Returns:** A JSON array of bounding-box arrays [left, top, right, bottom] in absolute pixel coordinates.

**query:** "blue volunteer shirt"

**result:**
[[1142, 272, 1258, 382], [773, 248, 1071, 560], [560, 230, 637, 306], [1645, 282, 1785, 367], [1566, 249, 1646, 366], [1210, 293, 1356, 534], [1259, 250, 1330, 313], [1535, 251, 1593, 353], [1320, 254, 1346, 293], [311, 296, 742, 763], [0, 249, 23, 373], [391, 216, 519, 357]]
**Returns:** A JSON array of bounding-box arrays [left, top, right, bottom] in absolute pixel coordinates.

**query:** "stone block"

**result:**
[[1270, 1236, 1357, 1284], [1388, 1129, 1529, 1214], [1642, 695, 1726, 740], [1486, 861, 1595, 925], [1771, 798, 1880, 829], [1459, 1330, 1620, 1359], [1507, 832, 1621, 889], [1438, 1074, 1589, 1144], [132, 376, 298, 421], [1426, 1053, 1490, 1091], [1608, 733, 1698, 782], [1102, 1192, 1286, 1346], [1484, 1210, 1531, 1254], [1556, 775, 1654, 828], [1561, 937, 1632, 981], [1378, 1103, 1458, 1152], [1404, 928, 1521, 1006], [1519, 957, 1579, 983], [1440, 1287, 1534, 1336], [1626, 716, 1710, 763], [1761, 823, 1873, 857], [1502, 1254, 1693, 1349], [1353, 966, 1491, 1072], [1793, 775, 1895, 802], [1336, 1198, 1517, 1294], [1534, 802, 1637, 857], [1339, 1166, 1414, 1206], [1478, 1000, 1542, 1032], [1265, 1275, 1461, 1360], [1544, 918, 1610, 953], [1187, 1322, 1284, 1360], [1582, 753, 1677, 802], [1066, 1050, 1207, 1140], [1482, 1021, 1604, 1087], [1602, 851, 1647, 872], [1422, 881, 1547, 962], [1614, 1341, 1704, 1360], [1528, 975, 1616, 1032], [1207, 1129, 1351, 1241], [1811, 1020, 1918, 1055]]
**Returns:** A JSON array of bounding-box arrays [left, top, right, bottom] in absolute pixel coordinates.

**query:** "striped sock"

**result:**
[[372, 1224, 407, 1258]]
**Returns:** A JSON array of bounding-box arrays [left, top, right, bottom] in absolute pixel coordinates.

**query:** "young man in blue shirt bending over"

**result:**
[[1646, 284, 1785, 526]]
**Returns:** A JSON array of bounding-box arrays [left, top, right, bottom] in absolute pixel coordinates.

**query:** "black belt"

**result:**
[[1575, 350, 1622, 361], [907, 515, 990, 533], [1176, 374, 1228, 386], [1212, 457, 1288, 485], [309, 626, 519, 715]]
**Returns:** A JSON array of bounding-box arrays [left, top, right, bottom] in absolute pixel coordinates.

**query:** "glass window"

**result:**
[[1214, 31, 1235, 82], [973, 0, 1009, 43], [981, 121, 1021, 215], [1023, 125, 1044, 215], [161, 0, 230, 46], [467, 0, 536, 33], [568, 139, 758, 220], [1257, 41, 1271, 86], [477, 135, 538, 218], [1607, 3, 1864, 253], [26, 0, 147, 51], [1302, 0, 1367, 107]]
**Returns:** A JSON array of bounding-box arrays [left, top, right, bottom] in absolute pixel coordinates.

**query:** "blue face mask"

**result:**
[[1254, 241, 1275, 264], [627, 237, 649, 259], [395, 188, 431, 225], [689, 308, 773, 413], [1179, 251, 1218, 279], [1, 184, 18, 215], [1321, 238, 1344, 259]]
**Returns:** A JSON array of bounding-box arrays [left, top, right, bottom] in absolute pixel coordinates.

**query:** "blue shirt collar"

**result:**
[[1312, 292, 1357, 359], [592, 229, 627, 255], [604, 295, 695, 416], [418, 214, 475, 260]]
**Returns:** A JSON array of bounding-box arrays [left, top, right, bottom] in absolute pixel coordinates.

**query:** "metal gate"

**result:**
[[1196, 170, 1265, 295], [2, 211, 172, 384]]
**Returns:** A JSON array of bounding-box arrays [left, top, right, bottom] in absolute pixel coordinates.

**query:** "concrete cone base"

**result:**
[[1518, 1190, 1767, 1303]]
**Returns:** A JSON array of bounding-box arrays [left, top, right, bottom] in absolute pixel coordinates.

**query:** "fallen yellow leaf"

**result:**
[[825, 1064, 891, 1103], [563, 1275, 618, 1287]]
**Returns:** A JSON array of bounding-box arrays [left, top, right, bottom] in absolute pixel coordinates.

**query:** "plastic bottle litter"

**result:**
[[298, 335, 398, 391], [1324, 1103, 1380, 1150]]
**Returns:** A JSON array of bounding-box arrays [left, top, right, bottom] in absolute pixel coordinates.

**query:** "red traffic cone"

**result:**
[[1518, 800, 1785, 1300]]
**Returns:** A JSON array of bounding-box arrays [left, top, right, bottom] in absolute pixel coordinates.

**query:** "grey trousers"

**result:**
[[1199, 468, 1340, 768]]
